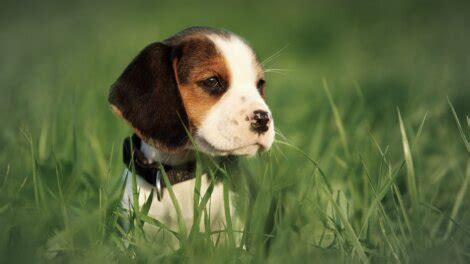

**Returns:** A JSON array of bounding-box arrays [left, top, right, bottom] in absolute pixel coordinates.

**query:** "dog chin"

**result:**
[[193, 136, 262, 156], [227, 145, 260, 156]]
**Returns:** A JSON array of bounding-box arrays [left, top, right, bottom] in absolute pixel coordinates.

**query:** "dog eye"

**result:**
[[257, 79, 265, 94], [198, 76, 226, 95], [203, 77, 220, 88]]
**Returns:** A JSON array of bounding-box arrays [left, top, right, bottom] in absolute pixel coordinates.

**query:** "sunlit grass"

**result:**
[[1, 0, 469, 263]]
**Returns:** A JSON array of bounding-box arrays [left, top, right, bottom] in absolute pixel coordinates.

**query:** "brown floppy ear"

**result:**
[[108, 42, 189, 152]]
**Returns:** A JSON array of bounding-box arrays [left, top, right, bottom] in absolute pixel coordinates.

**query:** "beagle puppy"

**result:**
[[108, 27, 275, 234]]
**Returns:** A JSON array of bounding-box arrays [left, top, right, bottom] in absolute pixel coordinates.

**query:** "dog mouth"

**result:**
[[193, 135, 265, 155]]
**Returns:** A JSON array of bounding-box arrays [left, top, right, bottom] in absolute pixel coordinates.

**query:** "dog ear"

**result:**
[[108, 42, 189, 152]]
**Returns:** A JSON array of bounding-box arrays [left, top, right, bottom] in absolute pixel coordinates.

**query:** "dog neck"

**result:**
[[140, 140, 195, 166]]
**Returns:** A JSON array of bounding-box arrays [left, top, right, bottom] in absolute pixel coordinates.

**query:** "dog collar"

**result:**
[[122, 134, 196, 200]]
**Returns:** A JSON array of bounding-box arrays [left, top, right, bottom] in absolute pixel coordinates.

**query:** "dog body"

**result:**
[[109, 27, 274, 234], [120, 141, 230, 231]]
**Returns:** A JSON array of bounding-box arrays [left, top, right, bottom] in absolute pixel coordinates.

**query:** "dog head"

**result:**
[[109, 27, 275, 156]]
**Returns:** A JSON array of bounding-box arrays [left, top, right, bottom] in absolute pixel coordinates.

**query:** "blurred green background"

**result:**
[[0, 0, 469, 262]]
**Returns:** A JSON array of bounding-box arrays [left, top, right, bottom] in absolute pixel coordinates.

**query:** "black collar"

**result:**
[[122, 134, 196, 188]]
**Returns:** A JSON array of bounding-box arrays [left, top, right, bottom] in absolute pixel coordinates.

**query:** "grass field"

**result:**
[[1, 0, 469, 262]]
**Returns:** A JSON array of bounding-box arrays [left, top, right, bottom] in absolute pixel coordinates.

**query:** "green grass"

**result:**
[[1, 0, 469, 262]]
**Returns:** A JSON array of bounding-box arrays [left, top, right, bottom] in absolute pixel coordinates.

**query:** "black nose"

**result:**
[[250, 110, 270, 134]]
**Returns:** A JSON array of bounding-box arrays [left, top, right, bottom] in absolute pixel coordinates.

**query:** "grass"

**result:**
[[0, 0, 469, 262]]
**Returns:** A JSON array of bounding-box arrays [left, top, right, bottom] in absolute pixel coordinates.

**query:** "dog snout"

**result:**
[[250, 110, 270, 134]]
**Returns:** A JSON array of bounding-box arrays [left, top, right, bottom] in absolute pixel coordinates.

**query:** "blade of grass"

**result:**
[[324, 187, 368, 263], [189, 177, 215, 239], [392, 183, 413, 242], [223, 176, 235, 248], [377, 216, 401, 263], [412, 111, 428, 147], [160, 164, 188, 239], [55, 159, 69, 230], [139, 214, 182, 241], [275, 139, 332, 193], [421, 201, 470, 236], [353, 81, 365, 104], [444, 160, 469, 239], [128, 139, 144, 238], [192, 164, 203, 235], [323, 78, 350, 158], [447, 97, 469, 152], [140, 190, 154, 217], [358, 160, 405, 237], [86, 131, 108, 180], [38, 122, 48, 161], [1, 165, 10, 191], [397, 108, 419, 211], [21, 127, 45, 208]]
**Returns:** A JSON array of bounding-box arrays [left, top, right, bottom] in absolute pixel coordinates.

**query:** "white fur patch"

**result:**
[[194, 34, 275, 156], [121, 168, 239, 234]]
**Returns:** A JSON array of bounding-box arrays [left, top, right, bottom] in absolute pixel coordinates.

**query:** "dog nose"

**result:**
[[250, 110, 270, 134]]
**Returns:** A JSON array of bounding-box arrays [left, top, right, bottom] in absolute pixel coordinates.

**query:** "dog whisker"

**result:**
[[260, 44, 290, 67]]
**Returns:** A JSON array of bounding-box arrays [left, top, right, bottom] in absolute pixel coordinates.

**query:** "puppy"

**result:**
[[108, 27, 275, 236]]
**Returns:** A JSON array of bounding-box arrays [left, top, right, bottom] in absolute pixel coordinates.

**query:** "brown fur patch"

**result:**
[[111, 105, 123, 118], [173, 37, 231, 128]]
